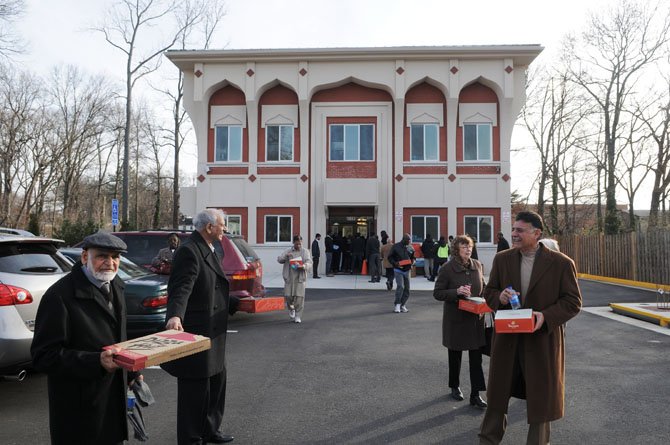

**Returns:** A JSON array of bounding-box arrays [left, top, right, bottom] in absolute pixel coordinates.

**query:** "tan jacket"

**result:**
[[380, 242, 394, 268]]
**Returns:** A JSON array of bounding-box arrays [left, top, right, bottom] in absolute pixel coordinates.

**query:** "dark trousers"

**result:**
[[385, 267, 394, 287], [177, 370, 227, 445], [313, 256, 320, 277], [351, 253, 363, 273], [368, 253, 381, 279], [448, 349, 486, 392], [325, 252, 332, 274], [332, 251, 341, 272]]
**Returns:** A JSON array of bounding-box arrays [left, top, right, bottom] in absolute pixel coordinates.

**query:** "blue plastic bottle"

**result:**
[[507, 286, 521, 310]]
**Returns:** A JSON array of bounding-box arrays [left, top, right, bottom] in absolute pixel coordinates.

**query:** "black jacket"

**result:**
[[324, 235, 334, 253], [31, 263, 130, 445], [497, 237, 510, 252], [351, 235, 366, 254], [162, 230, 239, 379], [311, 239, 320, 257], [421, 238, 437, 259], [365, 236, 380, 258], [388, 242, 416, 271]]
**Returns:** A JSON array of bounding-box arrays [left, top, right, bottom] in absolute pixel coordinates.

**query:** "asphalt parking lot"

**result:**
[[1, 280, 669, 444]]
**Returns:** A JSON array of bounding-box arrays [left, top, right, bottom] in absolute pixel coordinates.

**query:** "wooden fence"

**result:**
[[556, 231, 670, 285]]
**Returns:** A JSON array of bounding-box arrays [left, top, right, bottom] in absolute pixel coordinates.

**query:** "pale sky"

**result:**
[[20, 0, 644, 206]]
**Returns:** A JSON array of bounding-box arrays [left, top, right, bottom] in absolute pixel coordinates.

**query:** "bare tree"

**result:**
[[564, 0, 670, 234], [0, 0, 25, 58], [96, 0, 194, 230]]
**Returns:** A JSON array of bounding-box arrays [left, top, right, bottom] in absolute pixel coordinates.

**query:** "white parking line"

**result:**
[[582, 306, 670, 336]]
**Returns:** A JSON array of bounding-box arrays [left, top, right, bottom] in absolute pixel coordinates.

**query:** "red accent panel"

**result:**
[[258, 86, 300, 164], [404, 83, 447, 162], [256, 207, 301, 244], [455, 208, 501, 238], [404, 165, 448, 175], [326, 116, 377, 178], [312, 82, 392, 102], [207, 167, 249, 175], [456, 82, 500, 162], [211, 207, 248, 240], [402, 208, 449, 239], [208, 86, 248, 163], [257, 166, 300, 175], [456, 165, 499, 175]]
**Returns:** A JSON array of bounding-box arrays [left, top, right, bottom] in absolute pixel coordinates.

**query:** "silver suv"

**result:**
[[0, 235, 71, 380]]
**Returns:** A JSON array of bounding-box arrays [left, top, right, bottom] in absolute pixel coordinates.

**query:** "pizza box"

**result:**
[[238, 297, 285, 313], [494, 309, 535, 333], [398, 259, 412, 266], [458, 297, 493, 314], [104, 330, 211, 371], [289, 257, 304, 269]]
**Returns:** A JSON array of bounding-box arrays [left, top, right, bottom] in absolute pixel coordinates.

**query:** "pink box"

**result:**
[[494, 309, 535, 333], [238, 297, 285, 313]]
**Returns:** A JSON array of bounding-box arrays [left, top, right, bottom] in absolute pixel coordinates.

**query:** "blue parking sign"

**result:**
[[112, 199, 119, 226]]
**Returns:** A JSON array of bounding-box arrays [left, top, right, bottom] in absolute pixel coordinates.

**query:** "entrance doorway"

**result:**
[[327, 206, 376, 238]]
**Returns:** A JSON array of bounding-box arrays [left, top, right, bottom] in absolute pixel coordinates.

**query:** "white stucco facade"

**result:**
[[167, 46, 542, 276]]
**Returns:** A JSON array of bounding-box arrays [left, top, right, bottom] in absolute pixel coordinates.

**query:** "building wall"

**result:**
[[172, 47, 540, 275]]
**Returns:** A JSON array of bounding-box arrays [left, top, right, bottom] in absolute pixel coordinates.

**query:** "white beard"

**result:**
[[86, 256, 117, 282]]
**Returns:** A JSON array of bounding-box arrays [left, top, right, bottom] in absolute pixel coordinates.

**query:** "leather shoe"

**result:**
[[450, 387, 464, 401], [470, 394, 488, 409], [207, 432, 234, 443]]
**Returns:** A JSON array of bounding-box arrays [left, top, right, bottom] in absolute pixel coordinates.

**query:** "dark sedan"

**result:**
[[59, 248, 168, 336]]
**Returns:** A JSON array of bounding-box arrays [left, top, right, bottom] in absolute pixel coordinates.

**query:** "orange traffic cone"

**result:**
[[361, 259, 368, 275]]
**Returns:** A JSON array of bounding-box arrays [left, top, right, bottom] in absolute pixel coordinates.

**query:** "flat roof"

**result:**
[[166, 45, 543, 71]]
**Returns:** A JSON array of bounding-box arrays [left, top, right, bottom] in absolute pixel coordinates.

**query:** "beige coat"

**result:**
[[433, 258, 486, 350], [380, 242, 393, 268], [483, 244, 582, 423], [278, 246, 312, 297]]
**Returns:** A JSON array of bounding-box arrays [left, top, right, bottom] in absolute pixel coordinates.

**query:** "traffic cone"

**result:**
[[361, 259, 368, 275]]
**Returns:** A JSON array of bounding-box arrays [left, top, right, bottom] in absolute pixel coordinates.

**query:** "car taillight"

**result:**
[[142, 294, 168, 308], [231, 269, 258, 280], [0, 284, 34, 306]]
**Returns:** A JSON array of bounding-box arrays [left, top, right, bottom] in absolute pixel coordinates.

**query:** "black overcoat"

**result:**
[[433, 258, 486, 350], [162, 230, 238, 379], [31, 263, 129, 445]]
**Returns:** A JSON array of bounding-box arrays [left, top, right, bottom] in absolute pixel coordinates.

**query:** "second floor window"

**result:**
[[463, 123, 492, 161], [266, 125, 294, 161], [410, 124, 439, 161], [329, 124, 374, 161], [215, 126, 242, 162]]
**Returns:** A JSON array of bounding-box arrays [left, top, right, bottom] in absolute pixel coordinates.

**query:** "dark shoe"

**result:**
[[368, 280, 376, 283], [470, 394, 487, 409], [207, 432, 234, 443], [386, 282, 393, 291], [450, 387, 464, 401], [313, 276, 321, 279]]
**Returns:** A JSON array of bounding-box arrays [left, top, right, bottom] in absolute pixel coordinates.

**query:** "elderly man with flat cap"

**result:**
[[31, 231, 140, 445]]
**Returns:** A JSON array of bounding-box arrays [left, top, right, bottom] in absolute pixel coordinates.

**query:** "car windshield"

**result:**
[[0, 243, 72, 274], [118, 256, 149, 280], [230, 237, 259, 262]]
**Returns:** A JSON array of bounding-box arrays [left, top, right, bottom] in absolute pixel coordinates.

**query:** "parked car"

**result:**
[[110, 231, 265, 300], [0, 235, 71, 379], [0, 227, 35, 237], [59, 248, 168, 336]]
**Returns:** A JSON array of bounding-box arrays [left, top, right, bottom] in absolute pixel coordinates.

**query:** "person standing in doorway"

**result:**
[[278, 235, 313, 323], [479, 211, 582, 445], [366, 233, 381, 282], [388, 233, 415, 313], [351, 233, 365, 274], [311, 234, 322, 279], [324, 233, 334, 276], [163, 208, 240, 445], [381, 238, 394, 291]]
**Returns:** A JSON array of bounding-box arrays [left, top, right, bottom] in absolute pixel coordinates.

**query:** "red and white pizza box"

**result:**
[[289, 257, 304, 268], [238, 297, 285, 313], [494, 309, 535, 333], [458, 297, 493, 314], [398, 259, 412, 267], [104, 330, 211, 371]]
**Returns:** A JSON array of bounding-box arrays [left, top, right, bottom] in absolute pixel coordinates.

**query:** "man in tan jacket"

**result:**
[[479, 211, 582, 445]]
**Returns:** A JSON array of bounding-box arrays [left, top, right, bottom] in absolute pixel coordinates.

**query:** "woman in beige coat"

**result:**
[[433, 235, 488, 408], [278, 235, 312, 323]]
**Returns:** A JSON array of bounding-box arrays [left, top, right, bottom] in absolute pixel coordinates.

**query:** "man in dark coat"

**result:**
[[388, 233, 415, 313], [324, 233, 334, 276], [496, 231, 510, 252], [163, 209, 240, 445], [351, 233, 366, 274], [479, 211, 582, 445], [365, 234, 381, 282], [31, 232, 136, 445], [311, 233, 321, 279]]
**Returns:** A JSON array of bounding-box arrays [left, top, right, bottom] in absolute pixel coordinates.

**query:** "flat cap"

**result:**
[[81, 231, 127, 253]]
